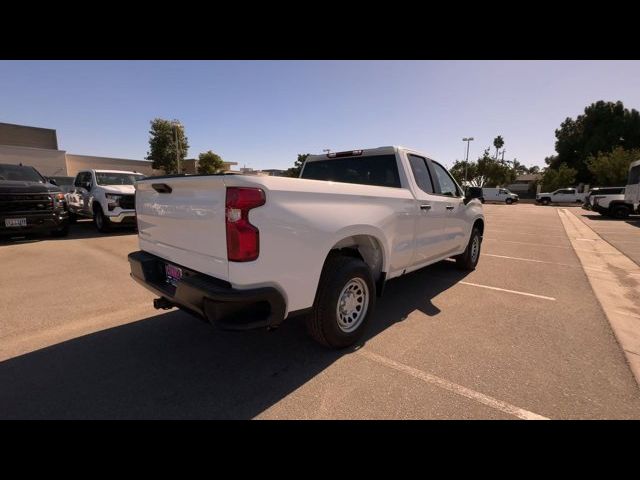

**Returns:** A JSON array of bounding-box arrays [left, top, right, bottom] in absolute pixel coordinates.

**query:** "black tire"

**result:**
[[94, 205, 111, 232], [306, 253, 376, 349], [68, 211, 77, 224], [541, 198, 550, 206], [505, 198, 513, 205], [51, 224, 69, 237], [455, 227, 482, 271], [612, 205, 630, 219]]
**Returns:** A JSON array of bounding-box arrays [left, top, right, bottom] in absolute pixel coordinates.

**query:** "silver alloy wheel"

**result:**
[[471, 235, 480, 263], [336, 277, 369, 333]]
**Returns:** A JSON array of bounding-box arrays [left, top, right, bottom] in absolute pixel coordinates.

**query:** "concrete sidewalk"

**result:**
[[560, 208, 640, 386]]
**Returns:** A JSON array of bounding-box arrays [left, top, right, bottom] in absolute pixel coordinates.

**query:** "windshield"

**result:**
[[95, 172, 145, 186], [0, 164, 44, 183]]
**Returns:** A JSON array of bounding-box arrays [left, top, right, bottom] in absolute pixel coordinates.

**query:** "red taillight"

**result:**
[[225, 187, 266, 262]]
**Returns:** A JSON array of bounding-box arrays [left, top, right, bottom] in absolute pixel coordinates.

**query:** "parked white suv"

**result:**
[[128, 146, 485, 348], [536, 188, 585, 205], [624, 159, 640, 215], [67, 170, 145, 232]]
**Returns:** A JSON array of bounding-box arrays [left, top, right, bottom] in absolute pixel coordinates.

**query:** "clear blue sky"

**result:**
[[2, 60, 640, 170]]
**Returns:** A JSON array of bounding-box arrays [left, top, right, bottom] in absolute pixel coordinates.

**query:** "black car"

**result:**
[[0, 163, 70, 238]]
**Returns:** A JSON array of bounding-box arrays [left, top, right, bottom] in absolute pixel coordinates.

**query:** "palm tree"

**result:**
[[493, 135, 504, 160]]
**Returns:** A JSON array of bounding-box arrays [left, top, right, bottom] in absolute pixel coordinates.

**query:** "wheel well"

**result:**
[[473, 219, 484, 236], [92, 201, 102, 213], [328, 235, 384, 283]]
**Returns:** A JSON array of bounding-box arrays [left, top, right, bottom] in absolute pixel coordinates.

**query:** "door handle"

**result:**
[[420, 204, 431, 210], [446, 205, 455, 210]]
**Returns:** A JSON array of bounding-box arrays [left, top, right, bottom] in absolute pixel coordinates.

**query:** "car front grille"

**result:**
[[119, 194, 135, 210], [0, 193, 54, 214]]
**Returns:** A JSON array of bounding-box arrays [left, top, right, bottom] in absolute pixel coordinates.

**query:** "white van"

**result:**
[[482, 187, 519, 204]]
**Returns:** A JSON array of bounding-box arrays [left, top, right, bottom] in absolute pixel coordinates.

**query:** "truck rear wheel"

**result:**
[[306, 253, 375, 349], [612, 205, 630, 219]]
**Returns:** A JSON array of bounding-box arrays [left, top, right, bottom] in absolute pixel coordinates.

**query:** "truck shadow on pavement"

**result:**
[[582, 214, 640, 228], [0, 220, 136, 246], [0, 261, 468, 419]]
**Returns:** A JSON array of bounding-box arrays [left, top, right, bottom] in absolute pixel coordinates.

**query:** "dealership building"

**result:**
[[0, 121, 159, 178]]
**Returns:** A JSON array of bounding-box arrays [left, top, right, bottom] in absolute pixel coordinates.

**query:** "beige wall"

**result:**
[[0, 145, 163, 178], [0, 144, 67, 176], [65, 154, 156, 177], [0, 123, 58, 150]]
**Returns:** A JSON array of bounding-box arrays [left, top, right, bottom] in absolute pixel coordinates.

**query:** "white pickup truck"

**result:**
[[67, 169, 145, 232], [128, 146, 485, 348], [536, 188, 586, 205]]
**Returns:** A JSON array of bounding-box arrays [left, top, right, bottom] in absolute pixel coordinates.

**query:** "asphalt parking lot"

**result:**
[[1, 206, 639, 419]]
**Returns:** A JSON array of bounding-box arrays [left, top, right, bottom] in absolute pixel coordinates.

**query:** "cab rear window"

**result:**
[[301, 155, 401, 188]]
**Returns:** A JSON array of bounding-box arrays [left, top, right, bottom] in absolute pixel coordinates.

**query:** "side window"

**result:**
[[408, 154, 434, 194], [628, 165, 640, 185], [74, 173, 84, 187], [431, 162, 460, 197]]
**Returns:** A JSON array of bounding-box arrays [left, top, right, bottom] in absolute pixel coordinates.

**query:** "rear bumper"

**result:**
[[128, 250, 286, 330], [0, 211, 68, 235]]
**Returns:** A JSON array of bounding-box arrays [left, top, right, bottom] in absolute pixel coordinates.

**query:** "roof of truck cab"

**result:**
[[306, 146, 434, 163], [88, 169, 146, 174]]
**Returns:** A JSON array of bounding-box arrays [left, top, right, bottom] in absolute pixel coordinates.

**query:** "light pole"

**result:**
[[462, 137, 474, 184], [172, 120, 183, 174]]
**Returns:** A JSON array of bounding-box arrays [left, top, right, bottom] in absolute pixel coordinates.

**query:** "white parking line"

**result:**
[[483, 238, 571, 249], [357, 349, 549, 420], [459, 281, 556, 301], [486, 230, 568, 239], [482, 253, 608, 273]]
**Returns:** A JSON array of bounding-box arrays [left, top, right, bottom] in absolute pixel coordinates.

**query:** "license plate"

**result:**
[[5, 218, 27, 227], [165, 263, 183, 286]]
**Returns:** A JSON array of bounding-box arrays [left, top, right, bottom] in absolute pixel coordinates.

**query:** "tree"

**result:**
[[476, 147, 516, 187], [527, 165, 541, 174], [450, 159, 484, 186], [586, 146, 640, 186], [285, 153, 309, 178], [493, 135, 505, 160], [541, 163, 577, 192], [550, 100, 640, 183], [197, 150, 225, 174], [145, 118, 189, 174]]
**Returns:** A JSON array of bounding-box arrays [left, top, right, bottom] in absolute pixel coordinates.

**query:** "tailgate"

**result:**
[[135, 176, 229, 280]]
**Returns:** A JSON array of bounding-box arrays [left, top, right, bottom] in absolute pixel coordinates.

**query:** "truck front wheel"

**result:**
[[94, 205, 111, 233], [306, 253, 376, 349], [455, 227, 482, 271]]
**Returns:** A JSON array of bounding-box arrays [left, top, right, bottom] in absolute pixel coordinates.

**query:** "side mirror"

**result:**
[[83, 182, 92, 190], [464, 187, 483, 205], [48, 178, 58, 186]]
